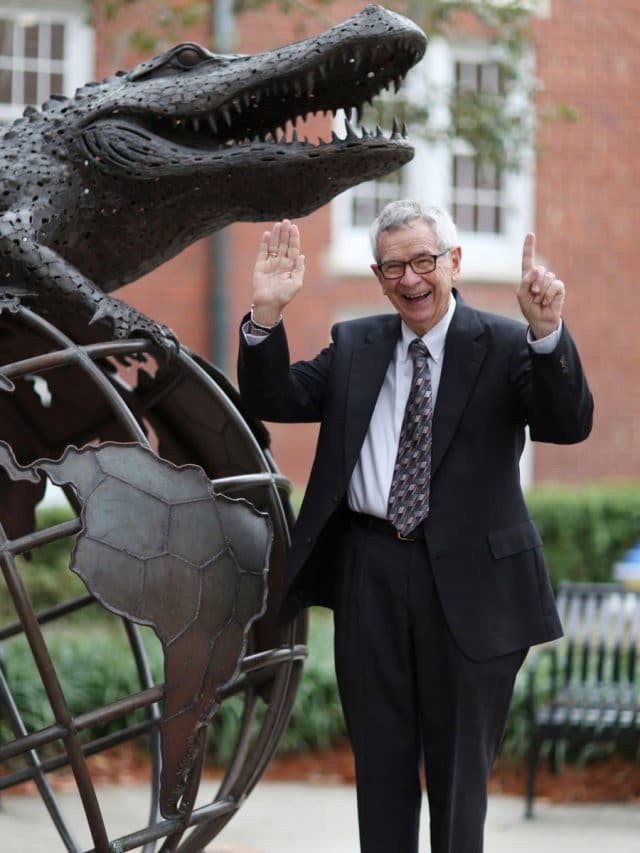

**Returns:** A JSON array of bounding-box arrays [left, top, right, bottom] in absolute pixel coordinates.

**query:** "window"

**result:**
[[330, 38, 534, 283], [0, 6, 93, 122], [451, 60, 505, 235], [346, 99, 409, 229]]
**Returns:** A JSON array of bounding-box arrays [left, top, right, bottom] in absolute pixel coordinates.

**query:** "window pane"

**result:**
[[478, 161, 499, 190], [49, 72, 63, 95], [24, 70, 38, 105], [456, 61, 478, 93], [0, 68, 11, 102], [24, 24, 39, 59], [51, 24, 64, 61], [454, 155, 475, 190], [0, 19, 13, 57], [454, 204, 475, 232], [352, 195, 377, 227], [476, 205, 499, 233], [480, 62, 500, 94]]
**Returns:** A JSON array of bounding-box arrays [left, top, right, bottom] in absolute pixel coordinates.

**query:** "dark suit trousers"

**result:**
[[333, 517, 526, 853]]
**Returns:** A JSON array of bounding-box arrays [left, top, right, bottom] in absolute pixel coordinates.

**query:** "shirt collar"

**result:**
[[399, 294, 456, 364]]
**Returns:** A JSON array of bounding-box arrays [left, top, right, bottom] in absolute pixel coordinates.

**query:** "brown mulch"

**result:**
[[264, 740, 640, 804], [3, 740, 640, 803]]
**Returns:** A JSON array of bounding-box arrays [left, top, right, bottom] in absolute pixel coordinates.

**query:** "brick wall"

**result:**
[[531, 0, 640, 482], [91, 0, 639, 490]]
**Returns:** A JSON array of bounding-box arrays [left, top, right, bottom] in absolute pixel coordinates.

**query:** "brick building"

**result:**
[[2, 0, 637, 490]]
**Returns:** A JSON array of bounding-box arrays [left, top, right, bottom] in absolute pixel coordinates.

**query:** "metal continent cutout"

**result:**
[[0, 439, 272, 822]]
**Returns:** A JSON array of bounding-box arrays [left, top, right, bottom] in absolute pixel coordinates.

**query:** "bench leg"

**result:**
[[525, 738, 540, 819]]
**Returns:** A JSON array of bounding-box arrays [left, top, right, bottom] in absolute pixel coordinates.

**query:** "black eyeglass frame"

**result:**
[[376, 248, 451, 280]]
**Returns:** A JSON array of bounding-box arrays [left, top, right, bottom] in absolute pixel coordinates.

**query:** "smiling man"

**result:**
[[237, 200, 593, 853]]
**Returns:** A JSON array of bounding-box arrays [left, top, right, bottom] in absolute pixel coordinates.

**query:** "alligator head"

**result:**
[[67, 5, 425, 279], [1, 5, 426, 292], [78, 4, 426, 200]]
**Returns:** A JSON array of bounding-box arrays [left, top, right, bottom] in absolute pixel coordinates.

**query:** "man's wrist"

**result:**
[[527, 320, 562, 353], [529, 321, 560, 341], [251, 305, 283, 329]]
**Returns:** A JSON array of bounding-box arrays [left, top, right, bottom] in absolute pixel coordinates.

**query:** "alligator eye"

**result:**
[[175, 46, 205, 68]]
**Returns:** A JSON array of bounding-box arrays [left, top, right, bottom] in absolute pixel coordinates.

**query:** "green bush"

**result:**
[[4, 483, 640, 770], [277, 609, 345, 753], [526, 482, 640, 589], [0, 623, 165, 746], [0, 503, 89, 626]]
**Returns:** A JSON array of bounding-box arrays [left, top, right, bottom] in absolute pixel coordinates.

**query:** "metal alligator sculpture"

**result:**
[[0, 5, 427, 837], [0, 4, 427, 348]]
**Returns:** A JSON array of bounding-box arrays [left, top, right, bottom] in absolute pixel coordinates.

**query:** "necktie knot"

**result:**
[[409, 338, 429, 364]]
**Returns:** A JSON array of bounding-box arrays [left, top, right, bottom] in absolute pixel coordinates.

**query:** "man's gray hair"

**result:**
[[369, 200, 458, 262]]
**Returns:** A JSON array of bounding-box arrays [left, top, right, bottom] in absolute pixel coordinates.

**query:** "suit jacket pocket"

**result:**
[[487, 520, 542, 559]]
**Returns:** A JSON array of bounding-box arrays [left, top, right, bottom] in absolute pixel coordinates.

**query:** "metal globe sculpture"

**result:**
[[0, 303, 307, 851]]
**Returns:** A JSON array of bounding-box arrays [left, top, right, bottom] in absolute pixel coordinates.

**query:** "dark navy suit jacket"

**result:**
[[238, 293, 593, 660]]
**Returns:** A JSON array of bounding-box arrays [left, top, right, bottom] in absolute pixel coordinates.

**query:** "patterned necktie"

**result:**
[[387, 338, 433, 537]]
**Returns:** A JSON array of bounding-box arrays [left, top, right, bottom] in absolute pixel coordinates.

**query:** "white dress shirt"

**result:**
[[243, 298, 561, 519], [347, 298, 456, 517], [347, 298, 561, 518]]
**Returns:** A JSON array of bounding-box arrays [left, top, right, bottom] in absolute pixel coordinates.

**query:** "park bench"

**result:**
[[524, 581, 640, 817]]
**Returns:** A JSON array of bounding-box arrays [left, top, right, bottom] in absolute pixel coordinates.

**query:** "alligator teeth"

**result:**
[[233, 99, 242, 114], [222, 108, 232, 126], [191, 116, 200, 132], [293, 78, 302, 97], [344, 118, 358, 140], [305, 71, 315, 96], [207, 114, 218, 133], [375, 124, 384, 138], [392, 116, 401, 138]]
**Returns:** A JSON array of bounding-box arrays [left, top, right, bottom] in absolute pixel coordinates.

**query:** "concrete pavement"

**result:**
[[1, 780, 640, 852]]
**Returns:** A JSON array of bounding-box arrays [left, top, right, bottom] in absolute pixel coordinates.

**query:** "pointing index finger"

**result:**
[[522, 232, 535, 277]]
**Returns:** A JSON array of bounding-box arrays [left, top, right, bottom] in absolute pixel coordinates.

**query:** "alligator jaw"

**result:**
[[78, 5, 427, 180]]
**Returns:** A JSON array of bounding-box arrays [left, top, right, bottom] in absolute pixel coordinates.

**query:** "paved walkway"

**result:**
[[1, 781, 640, 852]]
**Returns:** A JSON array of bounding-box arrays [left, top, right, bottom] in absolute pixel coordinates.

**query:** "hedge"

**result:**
[[2, 482, 640, 767], [526, 481, 640, 589]]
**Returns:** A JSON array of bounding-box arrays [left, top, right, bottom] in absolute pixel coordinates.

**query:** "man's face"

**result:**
[[371, 220, 461, 336]]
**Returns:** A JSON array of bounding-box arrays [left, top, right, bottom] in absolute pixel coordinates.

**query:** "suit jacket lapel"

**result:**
[[431, 299, 487, 477], [344, 314, 400, 481]]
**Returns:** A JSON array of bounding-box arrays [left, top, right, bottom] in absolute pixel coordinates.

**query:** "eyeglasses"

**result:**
[[377, 248, 451, 280]]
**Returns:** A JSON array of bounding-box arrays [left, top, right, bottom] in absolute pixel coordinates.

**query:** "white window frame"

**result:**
[[0, 1, 93, 122], [329, 36, 535, 284]]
